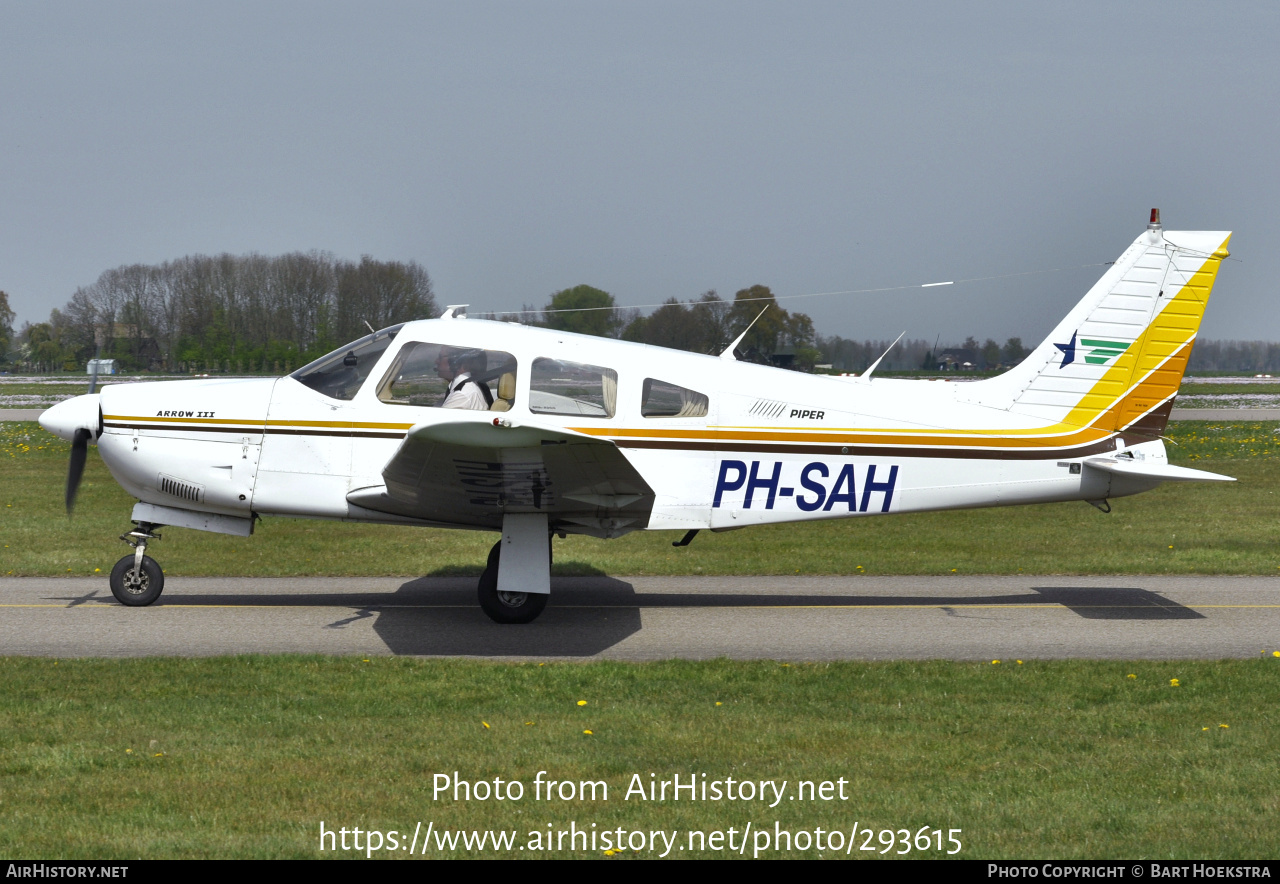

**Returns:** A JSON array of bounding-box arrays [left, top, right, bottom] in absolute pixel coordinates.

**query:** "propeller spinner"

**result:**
[[38, 392, 103, 515]]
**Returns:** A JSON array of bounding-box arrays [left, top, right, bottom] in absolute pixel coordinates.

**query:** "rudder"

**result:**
[[972, 213, 1230, 438]]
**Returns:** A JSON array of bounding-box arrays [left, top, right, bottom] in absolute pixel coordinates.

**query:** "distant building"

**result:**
[[88, 358, 116, 376], [937, 348, 976, 370]]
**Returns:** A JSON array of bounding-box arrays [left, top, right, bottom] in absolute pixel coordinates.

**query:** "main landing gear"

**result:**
[[109, 523, 165, 606], [477, 514, 552, 625]]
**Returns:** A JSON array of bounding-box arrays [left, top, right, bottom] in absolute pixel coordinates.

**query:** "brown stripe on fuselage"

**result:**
[[613, 436, 1120, 460]]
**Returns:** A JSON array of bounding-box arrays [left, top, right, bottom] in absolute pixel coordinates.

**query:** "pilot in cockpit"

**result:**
[[436, 347, 493, 409]]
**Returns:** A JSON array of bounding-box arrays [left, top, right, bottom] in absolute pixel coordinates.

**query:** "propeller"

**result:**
[[66, 428, 91, 514], [61, 352, 102, 515]]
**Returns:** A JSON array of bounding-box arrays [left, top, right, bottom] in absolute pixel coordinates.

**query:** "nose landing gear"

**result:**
[[109, 523, 165, 606]]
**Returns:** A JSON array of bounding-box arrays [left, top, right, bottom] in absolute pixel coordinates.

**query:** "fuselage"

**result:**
[[63, 316, 1163, 537]]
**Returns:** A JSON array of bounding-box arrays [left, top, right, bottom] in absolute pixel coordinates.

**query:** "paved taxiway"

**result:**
[[2, 575, 1278, 660]]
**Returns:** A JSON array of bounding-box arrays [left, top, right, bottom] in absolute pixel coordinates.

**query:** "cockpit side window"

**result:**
[[641, 378, 709, 418], [376, 342, 518, 411], [290, 325, 403, 401]]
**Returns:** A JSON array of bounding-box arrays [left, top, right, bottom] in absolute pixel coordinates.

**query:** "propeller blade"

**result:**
[[66, 428, 91, 514]]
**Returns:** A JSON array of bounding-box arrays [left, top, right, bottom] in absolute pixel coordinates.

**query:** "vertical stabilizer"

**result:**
[[970, 215, 1230, 438]]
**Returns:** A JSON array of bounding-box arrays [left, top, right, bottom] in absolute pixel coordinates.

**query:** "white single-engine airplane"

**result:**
[[41, 212, 1232, 623]]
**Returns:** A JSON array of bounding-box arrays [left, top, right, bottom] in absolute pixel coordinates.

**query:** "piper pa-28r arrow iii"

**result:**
[[41, 211, 1233, 623]]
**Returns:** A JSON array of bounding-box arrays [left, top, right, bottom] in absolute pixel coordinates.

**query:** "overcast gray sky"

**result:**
[[2, 1, 1276, 345]]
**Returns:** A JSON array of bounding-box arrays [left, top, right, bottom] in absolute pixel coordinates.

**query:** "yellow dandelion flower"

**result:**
[[577, 700, 587, 706], [125, 749, 132, 754], [583, 729, 593, 735], [525, 721, 534, 726], [1273, 652, 1279, 658], [482, 721, 490, 729], [1127, 674, 1137, 679], [153, 753, 164, 757], [1202, 727, 1209, 732], [715, 701, 722, 706], [992, 660, 1000, 665], [1016, 660, 1023, 665], [1219, 724, 1229, 729], [604, 850, 615, 856], [1170, 678, 1180, 686]]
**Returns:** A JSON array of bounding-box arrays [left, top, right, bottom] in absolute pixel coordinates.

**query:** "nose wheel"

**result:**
[[109, 523, 165, 606]]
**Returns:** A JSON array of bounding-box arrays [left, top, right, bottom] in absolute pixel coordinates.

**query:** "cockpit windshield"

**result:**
[[290, 324, 404, 400]]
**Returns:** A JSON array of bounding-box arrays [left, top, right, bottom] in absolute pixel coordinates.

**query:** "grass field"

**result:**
[[5, 419, 1279, 860], [1179, 383, 1280, 395], [3, 420, 1279, 577], [2, 656, 1278, 859]]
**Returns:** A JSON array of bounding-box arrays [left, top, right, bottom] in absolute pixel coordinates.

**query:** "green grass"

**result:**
[[6, 422, 1280, 859], [4, 421, 1280, 577], [1, 657, 1276, 859], [0, 383, 97, 395], [1180, 383, 1280, 395]]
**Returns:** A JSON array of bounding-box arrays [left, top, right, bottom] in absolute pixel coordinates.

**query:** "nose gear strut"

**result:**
[[109, 522, 166, 606]]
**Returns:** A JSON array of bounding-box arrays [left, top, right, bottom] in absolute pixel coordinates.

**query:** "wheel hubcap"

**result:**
[[496, 591, 528, 608], [124, 569, 149, 594]]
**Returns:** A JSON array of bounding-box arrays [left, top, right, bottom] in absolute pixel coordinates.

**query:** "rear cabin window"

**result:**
[[529, 357, 617, 418], [641, 378, 709, 418], [376, 342, 518, 411]]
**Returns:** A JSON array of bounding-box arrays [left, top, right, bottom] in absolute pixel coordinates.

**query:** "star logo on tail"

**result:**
[[1054, 331, 1078, 368]]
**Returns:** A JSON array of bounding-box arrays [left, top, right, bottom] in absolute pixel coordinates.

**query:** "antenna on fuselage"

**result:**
[[719, 306, 771, 361], [857, 331, 906, 384], [362, 319, 376, 334]]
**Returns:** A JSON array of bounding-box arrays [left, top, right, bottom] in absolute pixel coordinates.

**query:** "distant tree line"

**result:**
[[511, 284, 823, 369], [0, 290, 14, 364], [8, 254, 435, 373], [1184, 340, 1280, 374], [7, 255, 1279, 377]]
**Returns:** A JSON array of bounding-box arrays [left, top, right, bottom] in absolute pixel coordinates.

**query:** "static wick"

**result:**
[[921, 281, 954, 288]]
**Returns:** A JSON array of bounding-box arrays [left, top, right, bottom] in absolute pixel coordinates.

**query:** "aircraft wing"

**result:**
[[1082, 456, 1235, 483], [347, 414, 654, 536]]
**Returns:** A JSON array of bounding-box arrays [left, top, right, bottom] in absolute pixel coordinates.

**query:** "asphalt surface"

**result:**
[[3, 575, 1278, 661]]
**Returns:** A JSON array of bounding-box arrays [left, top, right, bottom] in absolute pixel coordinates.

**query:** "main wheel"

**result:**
[[477, 539, 549, 624], [109, 554, 165, 607]]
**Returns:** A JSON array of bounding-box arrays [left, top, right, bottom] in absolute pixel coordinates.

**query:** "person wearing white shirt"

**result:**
[[436, 347, 492, 409]]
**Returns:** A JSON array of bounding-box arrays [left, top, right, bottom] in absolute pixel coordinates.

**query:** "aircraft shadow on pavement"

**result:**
[[623, 587, 1202, 621], [105, 578, 1202, 657], [371, 573, 643, 657], [1029, 586, 1204, 620], [364, 580, 1203, 655]]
